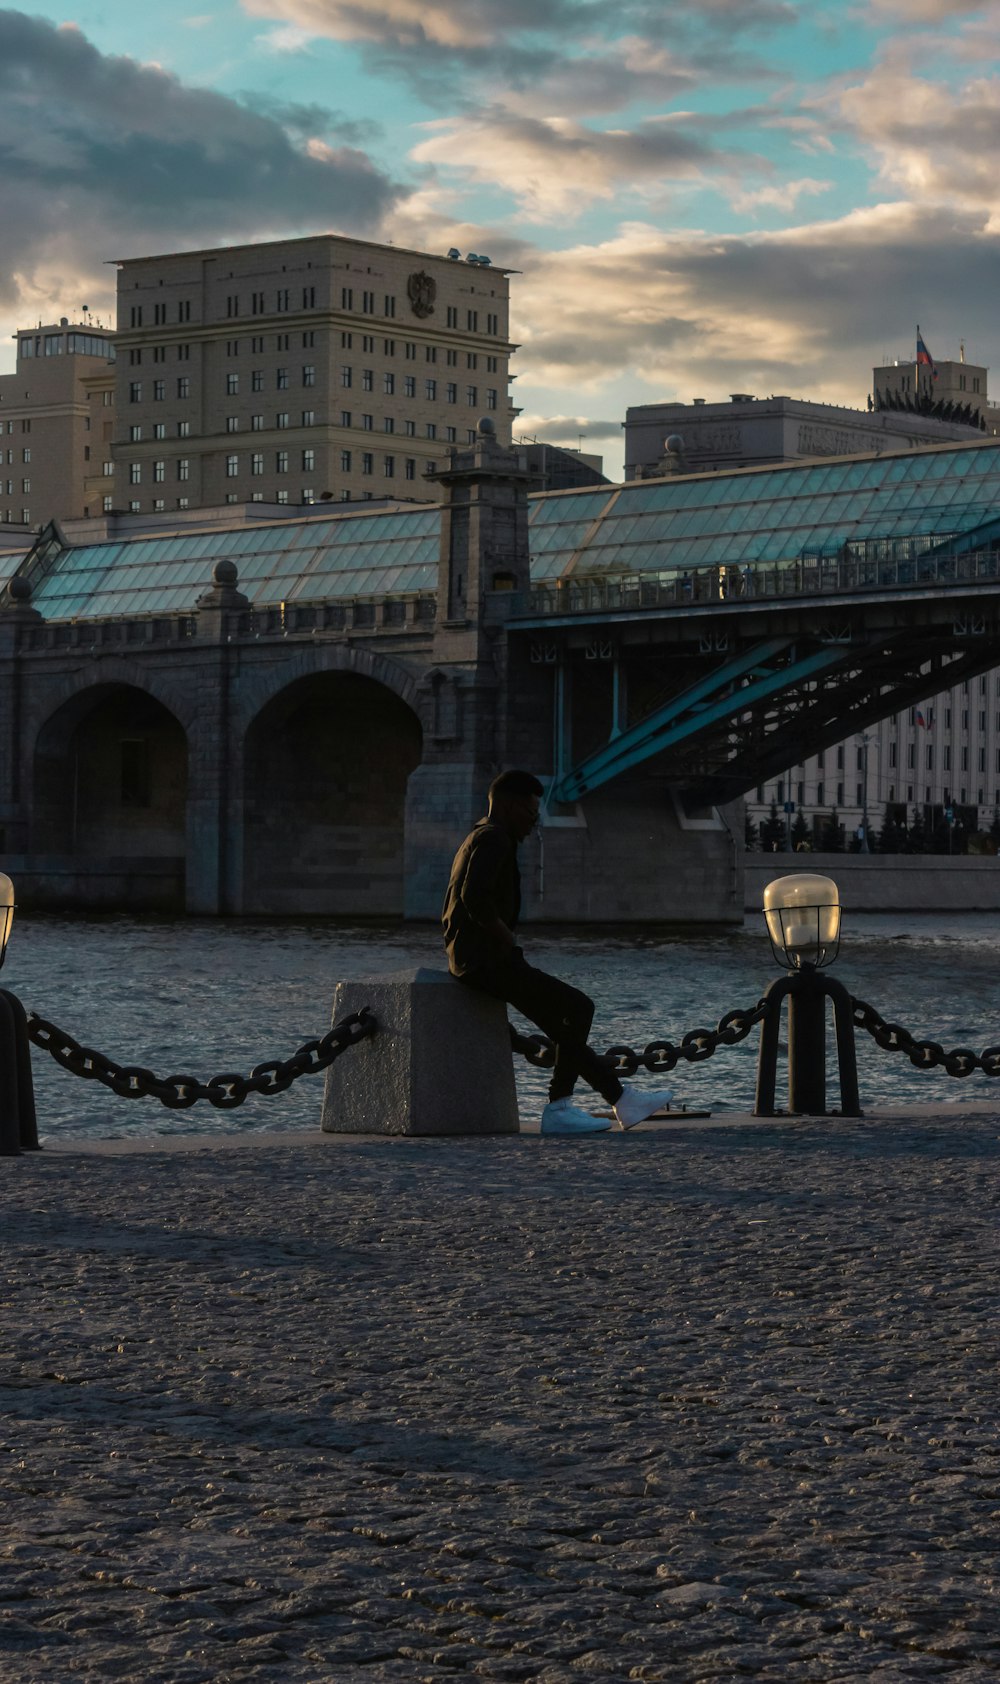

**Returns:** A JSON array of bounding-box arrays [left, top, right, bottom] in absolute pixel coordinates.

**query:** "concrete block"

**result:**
[[321, 966, 520, 1136]]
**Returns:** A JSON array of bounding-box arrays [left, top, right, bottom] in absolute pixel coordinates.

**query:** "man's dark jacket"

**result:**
[[442, 818, 520, 977]]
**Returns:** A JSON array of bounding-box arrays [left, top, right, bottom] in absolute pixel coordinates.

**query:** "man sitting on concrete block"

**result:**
[[442, 769, 676, 1135]]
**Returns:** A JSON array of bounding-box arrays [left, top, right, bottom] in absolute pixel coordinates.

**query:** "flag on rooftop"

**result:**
[[916, 327, 938, 381]]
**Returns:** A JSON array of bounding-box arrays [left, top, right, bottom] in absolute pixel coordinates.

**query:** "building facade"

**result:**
[[0, 321, 117, 527], [112, 235, 515, 515], [624, 392, 985, 481]]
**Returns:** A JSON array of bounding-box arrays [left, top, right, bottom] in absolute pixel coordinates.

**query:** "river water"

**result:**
[[5, 912, 1000, 1140]]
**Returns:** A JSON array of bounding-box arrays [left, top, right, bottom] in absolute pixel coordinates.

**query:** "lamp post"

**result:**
[[755, 872, 862, 1118], [0, 874, 40, 1155]]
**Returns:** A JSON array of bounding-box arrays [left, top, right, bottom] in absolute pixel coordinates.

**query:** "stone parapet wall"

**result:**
[[746, 852, 1000, 913]]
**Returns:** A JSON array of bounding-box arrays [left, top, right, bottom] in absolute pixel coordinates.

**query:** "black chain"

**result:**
[[852, 997, 1000, 1079], [509, 1000, 768, 1075], [24, 1007, 377, 1110]]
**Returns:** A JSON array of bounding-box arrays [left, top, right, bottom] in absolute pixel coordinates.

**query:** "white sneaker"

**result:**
[[613, 1083, 675, 1130], [540, 1098, 612, 1135]]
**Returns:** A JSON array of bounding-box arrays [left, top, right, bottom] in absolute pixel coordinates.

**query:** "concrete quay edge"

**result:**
[[31, 1099, 1000, 1155]]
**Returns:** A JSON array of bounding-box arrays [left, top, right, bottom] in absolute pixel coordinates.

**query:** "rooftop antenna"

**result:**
[[960, 340, 966, 364]]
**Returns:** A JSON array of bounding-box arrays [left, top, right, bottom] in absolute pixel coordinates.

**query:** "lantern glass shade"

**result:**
[[763, 872, 841, 970], [0, 873, 13, 971]]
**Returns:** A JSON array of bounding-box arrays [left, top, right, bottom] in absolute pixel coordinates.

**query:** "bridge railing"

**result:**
[[497, 544, 1000, 620]]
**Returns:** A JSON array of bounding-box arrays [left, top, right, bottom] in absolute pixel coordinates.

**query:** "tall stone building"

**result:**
[[0, 321, 117, 526], [112, 235, 515, 514]]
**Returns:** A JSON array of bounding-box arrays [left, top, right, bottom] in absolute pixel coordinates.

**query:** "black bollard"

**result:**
[[755, 966, 862, 1119], [0, 988, 40, 1155]]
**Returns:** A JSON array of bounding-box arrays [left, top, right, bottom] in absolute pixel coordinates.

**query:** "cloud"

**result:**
[[516, 414, 623, 441], [485, 202, 1000, 409], [831, 66, 1000, 217], [0, 10, 404, 325], [728, 177, 833, 214], [411, 111, 761, 221], [241, 0, 799, 101]]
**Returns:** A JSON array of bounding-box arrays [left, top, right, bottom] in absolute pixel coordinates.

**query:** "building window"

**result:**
[[302, 448, 315, 471], [405, 458, 416, 480], [425, 346, 437, 363], [426, 422, 437, 439], [384, 338, 395, 356], [251, 414, 264, 431], [446, 426, 456, 442], [340, 449, 351, 472], [446, 306, 458, 328], [276, 490, 289, 504], [103, 494, 113, 512], [384, 455, 395, 477], [487, 313, 498, 334], [227, 373, 239, 395], [383, 372, 395, 395], [276, 289, 290, 311], [362, 452, 373, 475], [129, 462, 141, 484], [362, 369, 373, 391], [177, 459, 190, 481], [301, 410, 315, 426], [486, 388, 497, 409], [251, 453, 264, 475], [404, 419, 415, 437], [225, 493, 239, 504], [301, 488, 315, 503], [21, 478, 30, 494], [153, 423, 166, 440], [251, 335, 265, 353], [177, 496, 189, 508], [276, 450, 288, 472], [252, 291, 265, 315], [226, 339, 239, 357], [467, 310, 478, 331], [342, 287, 353, 309], [276, 333, 290, 351], [103, 460, 114, 475], [226, 416, 240, 433], [177, 420, 191, 437], [251, 492, 264, 503], [362, 414, 373, 431], [303, 364, 316, 387], [487, 355, 498, 372], [226, 295, 239, 317], [130, 305, 142, 328], [384, 417, 395, 434], [226, 455, 239, 477], [426, 379, 437, 400], [341, 332, 353, 348], [129, 425, 142, 443], [276, 412, 289, 429], [404, 375, 415, 398], [252, 369, 264, 392], [341, 366, 352, 388], [153, 461, 165, 483], [177, 376, 190, 399], [467, 385, 477, 406], [128, 500, 140, 514], [384, 294, 395, 317], [362, 290, 375, 314], [129, 349, 142, 366], [129, 382, 142, 403], [177, 343, 190, 361], [340, 410, 352, 427], [447, 383, 457, 404], [152, 380, 164, 401], [303, 286, 316, 308]]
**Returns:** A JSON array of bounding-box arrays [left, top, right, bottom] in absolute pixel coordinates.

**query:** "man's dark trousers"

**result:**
[[459, 951, 623, 1105]]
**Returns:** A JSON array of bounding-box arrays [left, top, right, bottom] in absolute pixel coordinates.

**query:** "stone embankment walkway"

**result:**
[[2, 1108, 999, 1683]]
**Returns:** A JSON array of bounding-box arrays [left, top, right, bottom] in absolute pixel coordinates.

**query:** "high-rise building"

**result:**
[[0, 320, 117, 526], [111, 235, 515, 514]]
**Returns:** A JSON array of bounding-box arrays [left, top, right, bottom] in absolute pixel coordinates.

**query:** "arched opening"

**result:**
[[243, 671, 423, 914], [33, 685, 188, 910]]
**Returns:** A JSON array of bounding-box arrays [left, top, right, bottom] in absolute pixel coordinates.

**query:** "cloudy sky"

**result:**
[[1, 1, 996, 475]]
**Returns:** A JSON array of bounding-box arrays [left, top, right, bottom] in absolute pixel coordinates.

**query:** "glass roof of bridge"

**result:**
[[529, 439, 1000, 577], [21, 507, 441, 620], [6, 438, 1000, 619]]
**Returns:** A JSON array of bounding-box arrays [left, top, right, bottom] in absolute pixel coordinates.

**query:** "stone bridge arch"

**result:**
[[31, 672, 191, 910], [239, 647, 425, 915]]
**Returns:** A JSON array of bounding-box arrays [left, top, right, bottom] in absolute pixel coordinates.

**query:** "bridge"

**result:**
[[2, 431, 1000, 925]]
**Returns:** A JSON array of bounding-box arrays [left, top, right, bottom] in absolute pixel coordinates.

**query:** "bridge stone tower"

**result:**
[[403, 420, 535, 917]]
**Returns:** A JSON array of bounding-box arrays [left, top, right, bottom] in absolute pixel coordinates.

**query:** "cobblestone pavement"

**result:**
[[2, 1111, 999, 1683]]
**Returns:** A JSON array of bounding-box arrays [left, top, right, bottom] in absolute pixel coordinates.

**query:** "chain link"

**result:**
[[24, 1008, 377, 1109], [852, 996, 1000, 1079], [509, 1000, 768, 1075]]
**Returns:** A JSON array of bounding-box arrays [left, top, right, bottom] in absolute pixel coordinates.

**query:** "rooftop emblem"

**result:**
[[407, 271, 436, 319]]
